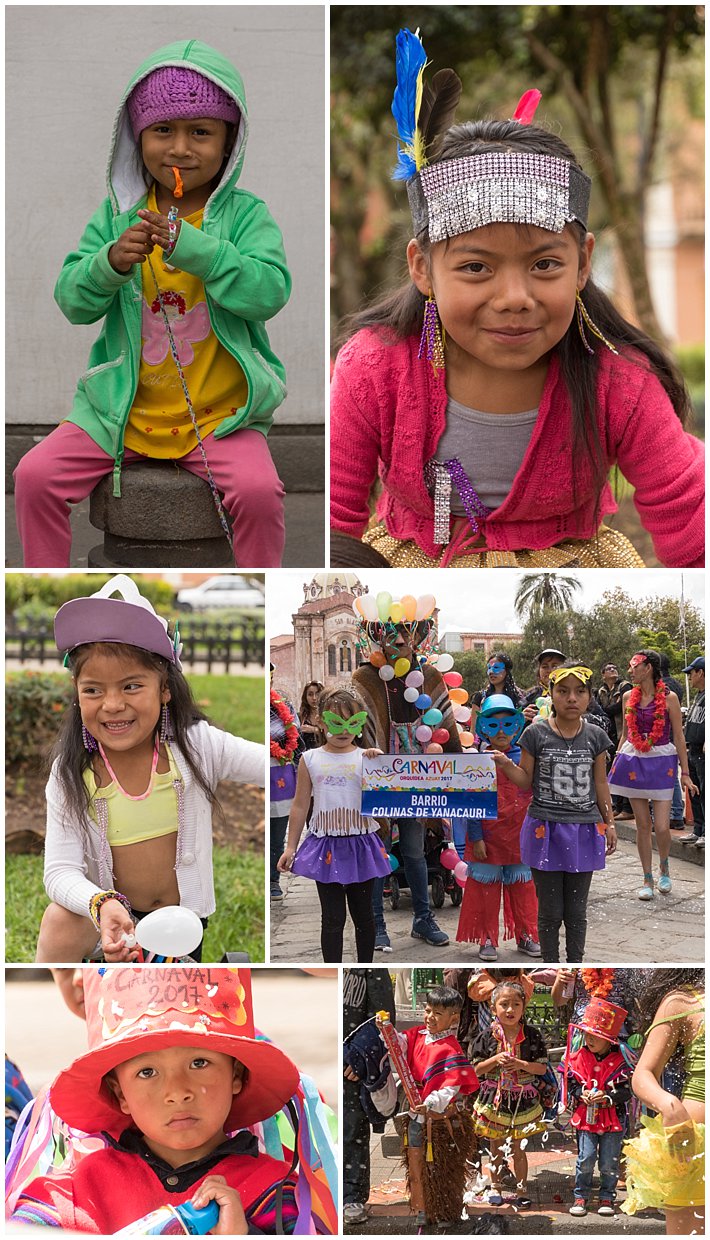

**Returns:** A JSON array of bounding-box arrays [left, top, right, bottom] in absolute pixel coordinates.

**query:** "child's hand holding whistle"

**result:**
[[99, 899, 138, 962], [191, 1176, 247, 1236], [108, 221, 155, 273], [137, 207, 181, 253]]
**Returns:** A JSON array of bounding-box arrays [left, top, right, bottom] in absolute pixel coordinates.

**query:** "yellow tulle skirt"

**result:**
[[621, 1115, 705, 1214]]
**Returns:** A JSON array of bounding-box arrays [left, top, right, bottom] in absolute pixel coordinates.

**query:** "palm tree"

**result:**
[[514, 573, 581, 622]]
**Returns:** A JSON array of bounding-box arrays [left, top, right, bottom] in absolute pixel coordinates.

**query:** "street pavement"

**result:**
[[345, 1120, 669, 1235], [270, 835, 704, 965]]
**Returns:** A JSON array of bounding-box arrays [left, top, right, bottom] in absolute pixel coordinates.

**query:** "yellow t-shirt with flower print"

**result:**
[[124, 186, 248, 458]]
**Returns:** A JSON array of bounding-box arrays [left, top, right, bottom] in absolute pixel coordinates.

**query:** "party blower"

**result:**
[[114, 1200, 219, 1236]]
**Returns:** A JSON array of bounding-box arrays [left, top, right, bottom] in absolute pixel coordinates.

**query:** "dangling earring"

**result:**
[[418, 291, 446, 370], [159, 702, 174, 743], [82, 724, 98, 754], [575, 290, 618, 355]]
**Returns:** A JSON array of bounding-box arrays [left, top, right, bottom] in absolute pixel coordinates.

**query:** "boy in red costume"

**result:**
[[562, 996, 632, 1218], [457, 695, 540, 961], [378, 984, 479, 1225], [9, 968, 318, 1234]]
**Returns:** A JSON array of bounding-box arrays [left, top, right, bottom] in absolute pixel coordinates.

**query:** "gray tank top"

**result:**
[[435, 397, 538, 512]]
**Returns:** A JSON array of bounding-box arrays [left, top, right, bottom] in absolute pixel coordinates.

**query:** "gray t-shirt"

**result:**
[[520, 719, 613, 823], [435, 397, 538, 511]]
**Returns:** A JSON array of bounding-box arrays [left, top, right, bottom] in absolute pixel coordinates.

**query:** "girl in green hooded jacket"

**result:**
[[14, 40, 291, 568]]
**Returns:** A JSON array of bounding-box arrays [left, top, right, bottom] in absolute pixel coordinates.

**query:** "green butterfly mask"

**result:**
[[322, 710, 368, 736]]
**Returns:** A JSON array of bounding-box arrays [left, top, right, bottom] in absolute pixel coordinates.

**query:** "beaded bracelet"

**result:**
[[89, 889, 132, 932], [162, 205, 179, 257]]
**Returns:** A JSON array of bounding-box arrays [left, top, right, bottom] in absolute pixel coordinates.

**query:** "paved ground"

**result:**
[[270, 834, 704, 965], [345, 1120, 669, 1235]]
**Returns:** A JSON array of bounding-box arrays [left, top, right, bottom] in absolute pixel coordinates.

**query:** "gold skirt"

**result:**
[[362, 521, 646, 568]]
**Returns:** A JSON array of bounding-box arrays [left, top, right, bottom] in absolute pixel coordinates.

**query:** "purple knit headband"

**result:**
[[127, 66, 240, 139]]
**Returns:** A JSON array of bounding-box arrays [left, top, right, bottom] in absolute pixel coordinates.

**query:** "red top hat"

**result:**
[[575, 997, 628, 1043], [50, 968, 300, 1136]]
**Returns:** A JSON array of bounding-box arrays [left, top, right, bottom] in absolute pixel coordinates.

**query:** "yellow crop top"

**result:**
[[84, 744, 183, 847]]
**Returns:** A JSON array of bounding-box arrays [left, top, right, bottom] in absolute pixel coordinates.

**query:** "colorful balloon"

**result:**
[[369, 650, 386, 668], [376, 591, 393, 622], [442, 671, 463, 688], [439, 848, 459, 871], [454, 861, 468, 884], [415, 594, 436, 620], [400, 594, 418, 622], [135, 906, 204, 958], [359, 594, 379, 622], [459, 731, 475, 748], [388, 854, 400, 872], [405, 670, 424, 688], [436, 653, 454, 672], [422, 708, 443, 726], [449, 688, 469, 705], [389, 602, 403, 624], [425, 742, 444, 753], [415, 693, 432, 710], [394, 657, 411, 677], [455, 870, 468, 889], [453, 704, 471, 722], [378, 665, 395, 681], [415, 724, 432, 743], [432, 728, 450, 744], [353, 598, 365, 618], [404, 686, 420, 703]]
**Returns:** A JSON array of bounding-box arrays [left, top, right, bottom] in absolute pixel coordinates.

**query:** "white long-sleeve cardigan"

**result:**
[[43, 721, 265, 919]]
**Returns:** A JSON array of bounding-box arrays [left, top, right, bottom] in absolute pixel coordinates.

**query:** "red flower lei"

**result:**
[[581, 968, 615, 999], [626, 683, 667, 753], [270, 689, 299, 763]]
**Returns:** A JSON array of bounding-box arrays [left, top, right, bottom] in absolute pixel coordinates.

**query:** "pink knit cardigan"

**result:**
[[330, 329, 704, 567]]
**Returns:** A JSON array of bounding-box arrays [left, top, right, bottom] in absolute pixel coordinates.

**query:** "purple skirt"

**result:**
[[608, 742, 678, 802], [520, 813, 606, 873], [291, 832, 391, 885]]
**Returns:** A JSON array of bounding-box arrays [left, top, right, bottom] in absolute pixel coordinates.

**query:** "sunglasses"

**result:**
[[322, 710, 368, 736], [477, 714, 523, 739], [487, 661, 506, 676]]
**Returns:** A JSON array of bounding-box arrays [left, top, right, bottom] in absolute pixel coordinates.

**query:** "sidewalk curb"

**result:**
[[614, 819, 704, 866]]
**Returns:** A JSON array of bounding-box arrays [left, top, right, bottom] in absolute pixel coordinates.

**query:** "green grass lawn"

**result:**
[[5, 846, 265, 964], [188, 674, 264, 742]]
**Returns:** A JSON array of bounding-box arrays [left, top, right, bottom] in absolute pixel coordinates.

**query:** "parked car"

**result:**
[[176, 576, 265, 611]]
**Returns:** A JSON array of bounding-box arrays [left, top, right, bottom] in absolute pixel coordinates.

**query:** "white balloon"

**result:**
[[453, 705, 470, 722], [359, 594, 379, 622], [135, 906, 204, 958], [415, 593, 436, 620], [436, 653, 454, 672], [405, 670, 424, 688], [378, 665, 395, 681], [404, 687, 420, 702]]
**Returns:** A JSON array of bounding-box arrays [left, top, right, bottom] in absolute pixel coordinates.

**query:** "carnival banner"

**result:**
[[362, 752, 497, 819]]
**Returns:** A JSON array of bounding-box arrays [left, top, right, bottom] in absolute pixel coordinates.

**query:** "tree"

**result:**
[[514, 573, 581, 622]]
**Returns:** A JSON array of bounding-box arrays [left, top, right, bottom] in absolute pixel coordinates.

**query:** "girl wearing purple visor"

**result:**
[[37, 574, 265, 963]]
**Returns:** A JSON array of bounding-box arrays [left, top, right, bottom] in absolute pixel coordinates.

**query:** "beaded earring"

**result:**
[[575, 290, 618, 355], [418, 291, 446, 370], [82, 724, 98, 754], [159, 702, 174, 743]]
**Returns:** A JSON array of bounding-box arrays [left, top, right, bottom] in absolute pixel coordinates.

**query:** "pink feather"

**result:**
[[512, 89, 542, 125]]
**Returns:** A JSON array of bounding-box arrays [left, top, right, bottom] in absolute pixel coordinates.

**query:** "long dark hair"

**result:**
[[636, 968, 704, 1034], [483, 651, 522, 705], [51, 642, 214, 826], [342, 119, 692, 518], [299, 680, 324, 722]]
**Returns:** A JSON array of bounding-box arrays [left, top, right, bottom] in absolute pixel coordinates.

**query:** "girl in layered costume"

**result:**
[[622, 969, 705, 1236], [330, 29, 704, 570], [471, 980, 548, 1208], [277, 688, 390, 964], [456, 695, 540, 962], [609, 650, 698, 902], [15, 40, 290, 568], [37, 575, 265, 964]]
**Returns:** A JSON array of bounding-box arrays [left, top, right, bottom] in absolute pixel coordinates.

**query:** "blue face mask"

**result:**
[[487, 661, 506, 677], [477, 712, 524, 744]]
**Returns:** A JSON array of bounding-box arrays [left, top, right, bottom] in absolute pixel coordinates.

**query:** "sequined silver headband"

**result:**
[[407, 150, 592, 242]]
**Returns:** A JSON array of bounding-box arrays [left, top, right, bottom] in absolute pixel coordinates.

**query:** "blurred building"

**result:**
[[271, 573, 369, 702], [441, 628, 523, 655]]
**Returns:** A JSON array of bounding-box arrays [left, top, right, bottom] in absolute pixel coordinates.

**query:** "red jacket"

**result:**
[[404, 1027, 479, 1102], [330, 329, 704, 567], [11, 1145, 296, 1233], [566, 1045, 630, 1134]]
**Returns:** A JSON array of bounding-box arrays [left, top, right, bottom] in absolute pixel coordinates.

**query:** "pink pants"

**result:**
[[14, 422, 285, 568]]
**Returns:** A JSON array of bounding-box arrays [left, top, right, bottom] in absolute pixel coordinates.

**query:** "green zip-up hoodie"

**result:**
[[54, 40, 291, 497]]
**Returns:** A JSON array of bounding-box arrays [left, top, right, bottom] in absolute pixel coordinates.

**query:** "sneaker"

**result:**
[[569, 1198, 587, 1216], [270, 883, 283, 901], [478, 938, 498, 962], [638, 874, 655, 901], [517, 933, 542, 957], [695, 837, 705, 849], [678, 833, 700, 843], [669, 819, 685, 830], [516, 1196, 532, 1209], [374, 931, 392, 953], [411, 916, 449, 947], [597, 1199, 615, 1216], [343, 1202, 369, 1224], [658, 863, 672, 895], [486, 1191, 504, 1207]]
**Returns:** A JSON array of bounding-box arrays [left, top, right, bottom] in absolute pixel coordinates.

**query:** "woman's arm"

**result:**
[[593, 751, 617, 853], [489, 748, 535, 790], [617, 691, 630, 746], [667, 692, 700, 795], [278, 760, 313, 866]]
